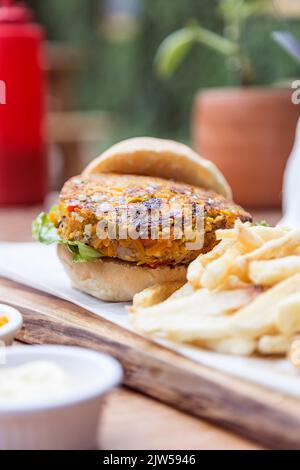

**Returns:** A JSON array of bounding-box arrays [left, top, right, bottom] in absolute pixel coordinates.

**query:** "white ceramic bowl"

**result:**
[[0, 345, 122, 450], [0, 304, 23, 345]]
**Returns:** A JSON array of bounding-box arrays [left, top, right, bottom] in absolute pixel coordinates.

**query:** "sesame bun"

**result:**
[[83, 137, 231, 199]]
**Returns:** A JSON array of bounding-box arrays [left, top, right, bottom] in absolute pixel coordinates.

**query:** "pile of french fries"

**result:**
[[130, 221, 300, 357]]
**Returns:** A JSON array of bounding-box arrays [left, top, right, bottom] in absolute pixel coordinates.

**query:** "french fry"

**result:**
[[235, 220, 264, 253], [197, 238, 233, 267], [131, 286, 258, 342], [215, 221, 251, 241], [228, 255, 250, 284], [215, 223, 287, 243], [131, 221, 300, 358], [243, 229, 300, 261], [130, 280, 185, 312], [187, 238, 233, 288], [275, 294, 300, 336], [204, 337, 256, 356], [186, 256, 204, 288], [200, 246, 240, 290], [249, 256, 300, 286], [169, 282, 195, 299], [249, 225, 289, 241], [215, 228, 236, 241], [230, 274, 300, 338], [218, 274, 250, 291], [288, 338, 300, 367], [257, 335, 292, 355]]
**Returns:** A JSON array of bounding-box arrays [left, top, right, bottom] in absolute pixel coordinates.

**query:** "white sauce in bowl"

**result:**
[[0, 361, 75, 404]]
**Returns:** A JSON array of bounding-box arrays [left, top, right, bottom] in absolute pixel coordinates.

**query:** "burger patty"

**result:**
[[53, 173, 251, 267]]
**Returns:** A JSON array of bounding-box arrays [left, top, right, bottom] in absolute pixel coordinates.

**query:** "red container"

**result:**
[[0, 0, 47, 205]]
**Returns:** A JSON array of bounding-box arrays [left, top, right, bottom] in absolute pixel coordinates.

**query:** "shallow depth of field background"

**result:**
[[28, 0, 300, 148]]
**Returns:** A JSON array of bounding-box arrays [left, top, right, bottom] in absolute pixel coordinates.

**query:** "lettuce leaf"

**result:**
[[32, 209, 102, 263], [66, 240, 103, 264], [32, 208, 61, 244], [256, 220, 269, 227]]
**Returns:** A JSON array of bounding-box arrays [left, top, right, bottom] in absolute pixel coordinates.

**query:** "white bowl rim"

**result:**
[[0, 304, 23, 342], [0, 345, 123, 414]]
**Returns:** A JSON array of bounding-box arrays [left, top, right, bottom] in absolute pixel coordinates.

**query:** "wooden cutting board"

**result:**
[[1, 276, 300, 450]]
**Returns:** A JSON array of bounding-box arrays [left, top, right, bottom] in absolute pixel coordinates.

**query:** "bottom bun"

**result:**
[[57, 244, 187, 302]]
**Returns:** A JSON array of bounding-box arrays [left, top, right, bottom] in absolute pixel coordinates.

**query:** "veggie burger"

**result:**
[[33, 137, 251, 301]]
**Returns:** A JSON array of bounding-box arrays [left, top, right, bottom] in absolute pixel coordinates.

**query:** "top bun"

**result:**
[[83, 137, 232, 199]]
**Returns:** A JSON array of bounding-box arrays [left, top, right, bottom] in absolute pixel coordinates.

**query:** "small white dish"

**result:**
[[0, 304, 23, 345], [0, 345, 122, 450]]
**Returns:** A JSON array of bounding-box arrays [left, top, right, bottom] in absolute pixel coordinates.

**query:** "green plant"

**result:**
[[155, 0, 273, 86]]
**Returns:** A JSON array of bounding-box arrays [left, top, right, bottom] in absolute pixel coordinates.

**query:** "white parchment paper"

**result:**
[[0, 242, 300, 399]]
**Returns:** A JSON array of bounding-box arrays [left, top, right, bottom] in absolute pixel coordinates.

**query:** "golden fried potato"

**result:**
[[230, 274, 300, 338], [130, 280, 185, 312], [275, 293, 300, 336], [131, 286, 259, 342], [244, 229, 300, 261], [257, 335, 292, 355], [131, 221, 300, 359], [204, 337, 256, 356], [249, 256, 300, 287]]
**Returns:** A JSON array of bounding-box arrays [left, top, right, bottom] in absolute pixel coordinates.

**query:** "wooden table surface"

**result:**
[[0, 204, 281, 450]]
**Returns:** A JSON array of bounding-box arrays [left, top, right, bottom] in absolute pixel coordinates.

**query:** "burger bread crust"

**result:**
[[83, 137, 232, 199], [57, 244, 187, 302], [58, 137, 233, 301]]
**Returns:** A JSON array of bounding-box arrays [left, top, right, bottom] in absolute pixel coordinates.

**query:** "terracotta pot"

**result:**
[[192, 88, 300, 208]]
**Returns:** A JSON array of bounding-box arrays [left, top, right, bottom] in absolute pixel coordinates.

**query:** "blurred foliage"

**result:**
[[28, 0, 300, 142], [155, 0, 275, 86]]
